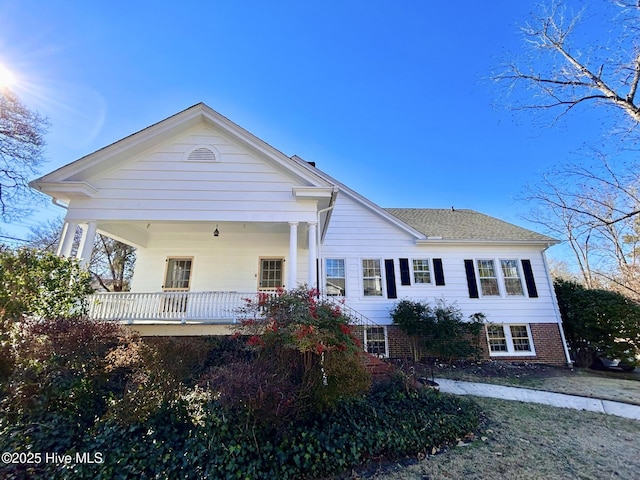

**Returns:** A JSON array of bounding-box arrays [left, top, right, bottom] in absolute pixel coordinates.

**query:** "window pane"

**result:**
[[477, 260, 500, 296], [165, 259, 192, 290], [260, 259, 283, 289], [326, 259, 346, 296], [501, 260, 524, 296], [365, 327, 387, 355], [510, 325, 532, 351], [362, 259, 382, 296], [487, 325, 507, 352], [412, 259, 431, 284]]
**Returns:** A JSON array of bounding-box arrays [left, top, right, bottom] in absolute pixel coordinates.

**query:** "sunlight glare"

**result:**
[[0, 63, 17, 89]]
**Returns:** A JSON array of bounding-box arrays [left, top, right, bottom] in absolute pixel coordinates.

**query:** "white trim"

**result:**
[[324, 257, 347, 297], [288, 222, 298, 289], [182, 144, 221, 163], [360, 258, 385, 299], [473, 258, 527, 299], [308, 222, 318, 289], [410, 257, 433, 285], [486, 323, 536, 357], [364, 325, 389, 358]]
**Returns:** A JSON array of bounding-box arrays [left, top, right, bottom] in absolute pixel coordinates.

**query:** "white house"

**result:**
[[30, 103, 572, 365]]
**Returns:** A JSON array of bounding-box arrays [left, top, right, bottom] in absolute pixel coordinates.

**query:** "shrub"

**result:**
[[391, 299, 485, 362], [227, 286, 371, 422], [1, 316, 483, 480], [0, 247, 93, 322], [554, 279, 640, 368]]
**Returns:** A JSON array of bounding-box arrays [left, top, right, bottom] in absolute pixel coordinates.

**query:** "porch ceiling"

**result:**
[[97, 220, 309, 248]]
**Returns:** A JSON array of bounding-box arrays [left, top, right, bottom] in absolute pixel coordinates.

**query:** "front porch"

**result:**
[[87, 290, 263, 324], [86, 290, 389, 356]]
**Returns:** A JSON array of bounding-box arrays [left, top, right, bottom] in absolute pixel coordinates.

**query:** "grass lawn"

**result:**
[[355, 396, 640, 480]]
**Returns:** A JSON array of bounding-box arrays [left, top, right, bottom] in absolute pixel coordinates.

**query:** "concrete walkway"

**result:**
[[437, 378, 640, 421]]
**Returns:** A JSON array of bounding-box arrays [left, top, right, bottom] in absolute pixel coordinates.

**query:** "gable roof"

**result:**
[[30, 102, 557, 247], [385, 208, 558, 245], [30, 103, 335, 194]]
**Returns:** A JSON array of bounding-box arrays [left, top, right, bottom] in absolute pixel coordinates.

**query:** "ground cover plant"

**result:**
[[0, 288, 482, 479], [365, 397, 640, 480]]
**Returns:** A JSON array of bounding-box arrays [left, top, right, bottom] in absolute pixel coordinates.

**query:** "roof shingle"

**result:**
[[384, 208, 557, 243]]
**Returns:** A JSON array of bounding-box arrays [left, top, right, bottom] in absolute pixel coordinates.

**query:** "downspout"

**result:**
[[315, 189, 338, 296], [542, 248, 573, 367]]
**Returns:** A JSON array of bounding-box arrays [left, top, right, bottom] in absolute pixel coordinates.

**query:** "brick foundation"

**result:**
[[386, 323, 568, 366]]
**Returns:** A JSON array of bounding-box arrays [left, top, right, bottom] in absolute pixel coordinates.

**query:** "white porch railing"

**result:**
[[86, 291, 263, 324]]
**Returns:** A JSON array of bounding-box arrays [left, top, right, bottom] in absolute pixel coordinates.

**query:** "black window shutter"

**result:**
[[521, 259, 538, 298], [384, 259, 398, 299], [433, 258, 445, 286], [464, 259, 479, 298], [399, 258, 411, 285]]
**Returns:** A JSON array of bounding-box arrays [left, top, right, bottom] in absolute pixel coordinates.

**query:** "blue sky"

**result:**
[[0, 1, 612, 261]]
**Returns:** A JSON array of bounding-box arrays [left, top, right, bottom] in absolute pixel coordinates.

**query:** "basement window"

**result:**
[[486, 324, 535, 356]]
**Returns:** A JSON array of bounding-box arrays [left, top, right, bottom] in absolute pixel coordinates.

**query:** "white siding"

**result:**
[[131, 223, 309, 293], [321, 194, 559, 327], [65, 124, 318, 223]]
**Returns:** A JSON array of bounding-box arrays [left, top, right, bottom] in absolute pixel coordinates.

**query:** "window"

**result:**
[[477, 260, 500, 296], [325, 258, 346, 296], [510, 325, 532, 351], [163, 257, 192, 314], [412, 259, 431, 284], [364, 327, 388, 357], [486, 325, 508, 352], [362, 259, 383, 297], [486, 324, 534, 356], [259, 258, 283, 290], [164, 257, 193, 290], [501, 260, 524, 296]]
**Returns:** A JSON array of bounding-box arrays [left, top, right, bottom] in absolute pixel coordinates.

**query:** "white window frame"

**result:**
[[474, 258, 527, 298], [486, 324, 535, 357], [500, 259, 525, 296], [411, 258, 432, 285], [258, 257, 284, 291], [163, 257, 194, 291], [361, 258, 384, 298], [476, 259, 500, 296], [364, 326, 388, 357], [325, 258, 346, 297]]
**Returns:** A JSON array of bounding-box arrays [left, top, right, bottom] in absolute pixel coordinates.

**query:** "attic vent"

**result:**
[[187, 147, 217, 162], [183, 145, 221, 163]]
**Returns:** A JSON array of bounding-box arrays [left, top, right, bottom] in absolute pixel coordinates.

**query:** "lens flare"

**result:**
[[0, 63, 17, 89]]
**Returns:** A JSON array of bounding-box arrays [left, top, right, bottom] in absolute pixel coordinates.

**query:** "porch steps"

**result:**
[[361, 353, 394, 382]]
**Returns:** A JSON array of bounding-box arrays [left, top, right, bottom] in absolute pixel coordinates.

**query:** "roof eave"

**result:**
[[415, 238, 560, 248]]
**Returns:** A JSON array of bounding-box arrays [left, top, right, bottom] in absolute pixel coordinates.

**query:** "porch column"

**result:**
[[76, 221, 97, 268], [288, 222, 298, 289], [308, 222, 317, 289], [56, 220, 78, 257]]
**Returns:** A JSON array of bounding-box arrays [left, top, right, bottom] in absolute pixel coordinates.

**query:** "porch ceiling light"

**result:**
[[213, 224, 220, 237]]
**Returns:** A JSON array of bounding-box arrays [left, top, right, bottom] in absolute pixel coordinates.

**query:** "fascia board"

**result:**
[[34, 105, 207, 184], [200, 108, 334, 188], [293, 161, 426, 241], [29, 181, 98, 200], [34, 103, 334, 190], [415, 238, 560, 249], [292, 186, 335, 199]]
